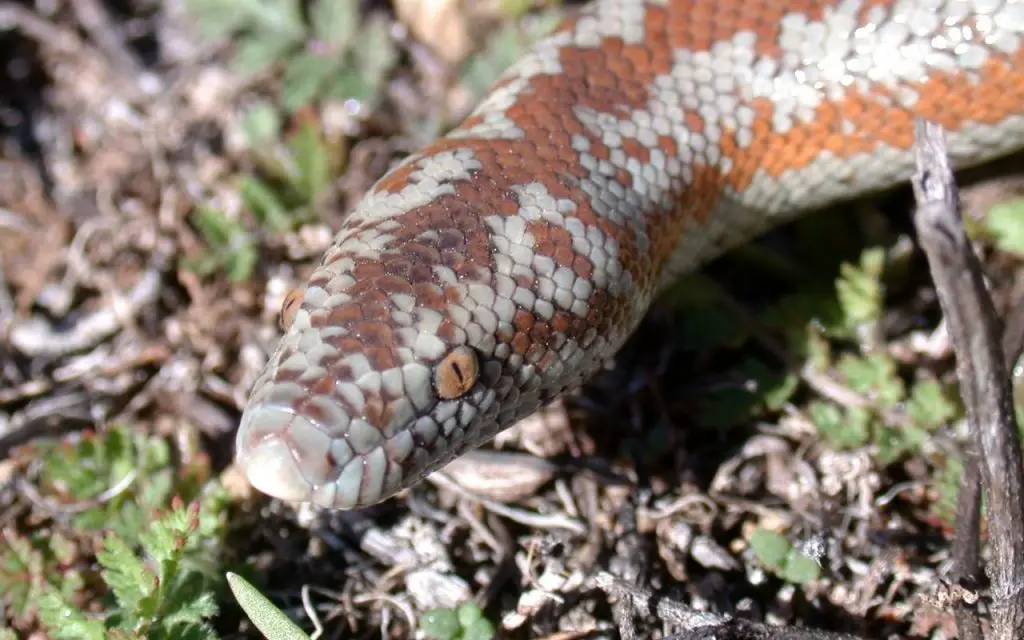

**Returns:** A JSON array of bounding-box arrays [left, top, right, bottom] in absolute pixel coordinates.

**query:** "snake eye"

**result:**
[[279, 287, 304, 331], [434, 346, 480, 399]]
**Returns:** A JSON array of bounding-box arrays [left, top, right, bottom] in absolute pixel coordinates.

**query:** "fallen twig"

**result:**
[[911, 119, 1024, 640]]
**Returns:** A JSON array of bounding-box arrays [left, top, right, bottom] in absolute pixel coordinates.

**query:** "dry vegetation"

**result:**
[[2, 1, 1024, 638]]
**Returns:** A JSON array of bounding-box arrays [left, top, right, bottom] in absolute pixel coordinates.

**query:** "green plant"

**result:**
[[421, 602, 497, 640], [186, 205, 259, 282], [981, 199, 1024, 257], [186, 0, 398, 113], [748, 528, 821, 585], [36, 499, 220, 639], [460, 6, 565, 101], [185, 110, 345, 281], [239, 110, 341, 230], [0, 425, 228, 636]]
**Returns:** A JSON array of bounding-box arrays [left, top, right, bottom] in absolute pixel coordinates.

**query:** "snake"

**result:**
[[235, 0, 1024, 509]]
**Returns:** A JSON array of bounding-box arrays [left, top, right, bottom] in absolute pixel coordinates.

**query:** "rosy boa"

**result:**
[[235, 0, 1024, 509]]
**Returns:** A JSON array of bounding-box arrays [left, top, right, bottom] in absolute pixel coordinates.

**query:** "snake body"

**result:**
[[236, 0, 1024, 509]]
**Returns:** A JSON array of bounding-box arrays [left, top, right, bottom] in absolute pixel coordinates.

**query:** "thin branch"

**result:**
[[911, 119, 1024, 640]]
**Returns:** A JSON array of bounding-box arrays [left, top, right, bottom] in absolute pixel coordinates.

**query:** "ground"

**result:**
[[1, 0, 1023, 638]]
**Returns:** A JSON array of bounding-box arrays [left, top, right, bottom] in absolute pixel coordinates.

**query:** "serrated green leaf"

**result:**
[[311, 0, 358, 49], [835, 247, 885, 330], [157, 590, 219, 632], [985, 200, 1024, 257], [36, 589, 106, 640], [837, 352, 904, 407], [749, 528, 790, 569], [228, 572, 311, 640], [99, 534, 155, 613], [907, 379, 958, 429], [809, 402, 871, 449], [876, 423, 931, 463]]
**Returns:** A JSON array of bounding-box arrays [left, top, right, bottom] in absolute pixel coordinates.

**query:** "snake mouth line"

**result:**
[[236, 402, 404, 509]]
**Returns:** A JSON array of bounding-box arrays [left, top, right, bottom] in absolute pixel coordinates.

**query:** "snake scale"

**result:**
[[235, 0, 1024, 509]]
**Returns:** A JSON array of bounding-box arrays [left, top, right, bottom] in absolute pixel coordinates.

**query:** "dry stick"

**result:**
[[910, 119, 1024, 640], [951, 447, 984, 640]]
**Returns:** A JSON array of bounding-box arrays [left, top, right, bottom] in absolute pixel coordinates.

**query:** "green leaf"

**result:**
[[289, 122, 331, 202], [188, 206, 259, 281], [282, 52, 339, 112], [239, 0, 305, 38], [240, 175, 291, 231], [837, 352, 905, 407], [463, 617, 497, 640], [742, 358, 799, 411], [351, 15, 398, 83], [242, 102, 283, 148], [36, 589, 106, 640], [311, 0, 358, 49], [421, 608, 461, 640], [231, 31, 298, 77], [457, 602, 484, 627], [835, 247, 885, 331], [809, 402, 871, 449], [781, 549, 822, 584], [876, 423, 931, 463], [99, 534, 155, 614], [228, 572, 311, 640], [907, 379, 958, 429], [326, 68, 380, 105], [225, 243, 259, 282], [0, 532, 46, 623], [192, 205, 236, 247], [985, 199, 1024, 257], [185, 0, 251, 40], [749, 528, 790, 570]]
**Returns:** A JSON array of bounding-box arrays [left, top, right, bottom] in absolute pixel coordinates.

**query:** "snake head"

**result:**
[[233, 175, 598, 508], [234, 253, 517, 509]]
